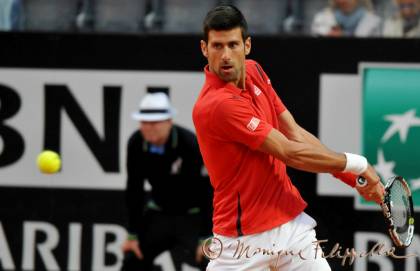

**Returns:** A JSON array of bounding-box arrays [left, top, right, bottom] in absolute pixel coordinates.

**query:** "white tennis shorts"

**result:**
[[206, 212, 331, 271]]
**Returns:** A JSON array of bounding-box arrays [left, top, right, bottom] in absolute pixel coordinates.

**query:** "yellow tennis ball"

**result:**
[[37, 150, 61, 174]]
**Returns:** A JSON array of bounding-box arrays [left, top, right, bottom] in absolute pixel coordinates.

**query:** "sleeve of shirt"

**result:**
[[268, 82, 286, 116], [212, 97, 273, 150], [254, 62, 287, 116]]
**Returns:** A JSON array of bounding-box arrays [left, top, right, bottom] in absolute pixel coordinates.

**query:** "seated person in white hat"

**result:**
[[121, 92, 212, 271]]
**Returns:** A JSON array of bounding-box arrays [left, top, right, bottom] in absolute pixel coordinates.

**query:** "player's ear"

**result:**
[[201, 40, 208, 58], [245, 37, 251, 56]]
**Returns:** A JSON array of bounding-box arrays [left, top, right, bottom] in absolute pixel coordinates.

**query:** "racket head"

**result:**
[[382, 176, 415, 248]]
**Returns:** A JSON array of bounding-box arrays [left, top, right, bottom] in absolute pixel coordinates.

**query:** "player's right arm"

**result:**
[[251, 61, 383, 203], [258, 110, 384, 203], [259, 127, 345, 172]]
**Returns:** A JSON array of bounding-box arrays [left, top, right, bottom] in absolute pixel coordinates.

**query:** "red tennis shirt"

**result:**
[[193, 59, 307, 237]]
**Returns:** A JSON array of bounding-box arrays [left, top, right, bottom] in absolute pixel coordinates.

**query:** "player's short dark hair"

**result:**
[[202, 5, 249, 43]]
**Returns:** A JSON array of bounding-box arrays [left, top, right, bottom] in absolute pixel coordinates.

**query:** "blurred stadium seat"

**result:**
[[23, 0, 79, 31], [162, 0, 215, 33], [94, 0, 145, 33], [235, 0, 286, 34]]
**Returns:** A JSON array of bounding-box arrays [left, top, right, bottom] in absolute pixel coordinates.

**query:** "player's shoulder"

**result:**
[[246, 59, 269, 82], [245, 59, 258, 71], [195, 90, 247, 128], [245, 59, 264, 72], [212, 93, 250, 120], [246, 59, 271, 89], [245, 59, 258, 65], [196, 85, 239, 109]]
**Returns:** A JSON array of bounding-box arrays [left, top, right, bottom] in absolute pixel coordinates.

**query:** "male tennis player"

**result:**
[[193, 5, 385, 270]]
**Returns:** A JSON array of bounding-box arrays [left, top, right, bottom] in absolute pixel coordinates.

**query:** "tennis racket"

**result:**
[[358, 176, 415, 248]]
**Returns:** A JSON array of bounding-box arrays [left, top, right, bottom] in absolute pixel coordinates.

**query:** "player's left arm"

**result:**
[[276, 110, 318, 145], [277, 110, 358, 187]]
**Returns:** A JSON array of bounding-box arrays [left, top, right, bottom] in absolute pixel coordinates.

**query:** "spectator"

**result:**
[[311, 0, 381, 37], [121, 92, 211, 271], [142, 0, 164, 32], [0, 0, 23, 31], [283, 0, 305, 34], [383, 0, 420, 37], [75, 0, 94, 31]]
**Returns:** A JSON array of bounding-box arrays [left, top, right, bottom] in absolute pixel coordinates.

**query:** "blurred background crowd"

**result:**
[[0, 0, 419, 38]]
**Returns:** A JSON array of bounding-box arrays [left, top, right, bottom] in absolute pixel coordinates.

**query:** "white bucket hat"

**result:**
[[131, 92, 176, 121]]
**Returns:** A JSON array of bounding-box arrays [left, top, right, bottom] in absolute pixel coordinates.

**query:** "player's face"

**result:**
[[140, 120, 172, 145], [335, 0, 359, 14], [201, 27, 251, 86], [397, 0, 419, 19]]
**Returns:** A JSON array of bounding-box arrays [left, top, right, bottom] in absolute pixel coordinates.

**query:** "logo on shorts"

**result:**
[[254, 85, 262, 96], [247, 117, 260, 131]]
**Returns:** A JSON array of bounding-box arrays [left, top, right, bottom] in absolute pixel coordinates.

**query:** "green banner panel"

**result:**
[[361, 66, 420, 208]]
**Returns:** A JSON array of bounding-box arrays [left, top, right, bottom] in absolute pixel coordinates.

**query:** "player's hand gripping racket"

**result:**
[[358, 176, 415, 248]]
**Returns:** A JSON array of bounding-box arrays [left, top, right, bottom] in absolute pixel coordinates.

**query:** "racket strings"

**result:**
[[388, 180, 410, 237]]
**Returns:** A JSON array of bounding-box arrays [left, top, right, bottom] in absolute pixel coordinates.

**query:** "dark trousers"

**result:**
[[121, 210, 207, 271]]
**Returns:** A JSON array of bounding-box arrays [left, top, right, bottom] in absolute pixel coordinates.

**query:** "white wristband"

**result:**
[[343, 152, 368, 175]]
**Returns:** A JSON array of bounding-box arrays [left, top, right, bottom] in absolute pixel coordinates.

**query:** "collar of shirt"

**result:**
[[149, 144, 165, 155], [204, 65, 254, 95]]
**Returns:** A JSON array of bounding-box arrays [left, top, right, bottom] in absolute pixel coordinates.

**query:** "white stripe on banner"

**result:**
[[317, 74, 361, 196]]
